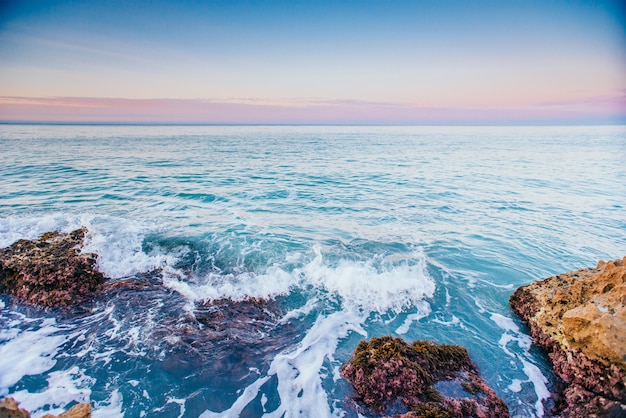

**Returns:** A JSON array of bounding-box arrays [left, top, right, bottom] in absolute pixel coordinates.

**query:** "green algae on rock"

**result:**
[[341, 336, 509, 417], [0, 228, 106, 308]]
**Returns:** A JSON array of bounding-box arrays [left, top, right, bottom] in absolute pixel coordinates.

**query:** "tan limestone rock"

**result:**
[[510, 256, 626, 417], [42, 403, 91, 418], [0, 397, 30, 418]]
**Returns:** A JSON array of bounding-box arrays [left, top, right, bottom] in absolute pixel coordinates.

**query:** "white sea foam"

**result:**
[[508, 379, 523, 393], [167, 245, 435, 315], [202, 310, 366, 418], [0, 213, 180, 279], [0, 320, 68, 391], [9, 366, 92, 416], [0, 214, 85, 247], [491, 313, 549, 417], [81, 218, 180, 279], [92, 389, 124, 418], [302, 246, 435, 313], [395, 300, 432, 334]]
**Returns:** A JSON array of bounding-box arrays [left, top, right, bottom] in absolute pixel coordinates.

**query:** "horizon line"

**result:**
[[2, 121, 626, 127]]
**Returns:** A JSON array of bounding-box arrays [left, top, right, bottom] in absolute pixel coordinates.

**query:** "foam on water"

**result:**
[[0, 318, 68, 391], [2, 125, 625, 416], [203, 310, 367, 417], [0, 213, 183, 280], [92, 389, 124, 418], [395, 300, 432, 334], [491, 313, 550, 417], [9, 367, 92, 416], [164, 245, 435, 315]]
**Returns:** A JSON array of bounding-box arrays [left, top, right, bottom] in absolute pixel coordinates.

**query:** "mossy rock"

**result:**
[[341, 336, 509, 417]]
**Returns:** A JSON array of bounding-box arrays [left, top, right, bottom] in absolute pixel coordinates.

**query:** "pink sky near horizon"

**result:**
[[1, 94, 625, 125]]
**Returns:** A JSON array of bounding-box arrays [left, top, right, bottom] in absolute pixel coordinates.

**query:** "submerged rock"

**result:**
[[341, 336, 509, 417], [510, 257, 626, 417], [0, 228, 106, 308]]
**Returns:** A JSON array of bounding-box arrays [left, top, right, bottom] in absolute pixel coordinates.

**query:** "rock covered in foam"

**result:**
[[341, 336, 509, 417], [0, 228, 106, 308], [509, 256, 626, 417]]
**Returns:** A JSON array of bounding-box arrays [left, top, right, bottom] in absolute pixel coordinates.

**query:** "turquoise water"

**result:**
[[0, 124, 624, 417]]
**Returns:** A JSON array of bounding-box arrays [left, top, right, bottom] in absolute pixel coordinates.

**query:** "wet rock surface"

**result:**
[[510, 257, 626, 417], [0, 228, 106, 308], [341, 336, 509, 417]]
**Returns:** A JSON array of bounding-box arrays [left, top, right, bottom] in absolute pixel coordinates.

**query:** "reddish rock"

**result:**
[[0, 228, 106, 308], [510, 257, 626, 417], [341, 336, 509, 417]]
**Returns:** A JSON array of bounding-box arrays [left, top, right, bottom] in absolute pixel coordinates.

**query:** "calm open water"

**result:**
[[0, 124, 625, 417]]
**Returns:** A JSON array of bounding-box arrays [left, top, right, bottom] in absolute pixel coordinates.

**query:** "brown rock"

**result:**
[[42, 403, 91, 418], [510, 256, 626, 417], [0, 397, 30, 418], [0, 228, 106, 308], [0, 398, 90, 418]]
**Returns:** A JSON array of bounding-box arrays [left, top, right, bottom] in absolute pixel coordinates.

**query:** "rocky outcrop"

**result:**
[[0, 397, 30, 418], [0, 228, 106, 308], [341, 336, 509, 417], [510, 257, 626, 417], [0, 397, 91, 418], [42, 403, 91, 418]]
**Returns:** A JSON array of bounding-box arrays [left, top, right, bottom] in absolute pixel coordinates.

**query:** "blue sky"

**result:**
[[0, 0, 624, 123]]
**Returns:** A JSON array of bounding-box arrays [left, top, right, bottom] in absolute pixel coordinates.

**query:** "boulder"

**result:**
[[42, 403, 91, 418], [341, 336, 509, 417], [0, 397, 30, 418], [0, 228, 106, 308], [510, 256, 626, 417]]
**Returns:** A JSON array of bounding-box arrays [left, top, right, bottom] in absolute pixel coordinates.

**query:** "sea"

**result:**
[[0, 124, 624, 417]]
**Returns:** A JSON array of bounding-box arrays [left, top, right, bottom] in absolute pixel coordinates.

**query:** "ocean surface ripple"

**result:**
[[1, 125, 625, 417]]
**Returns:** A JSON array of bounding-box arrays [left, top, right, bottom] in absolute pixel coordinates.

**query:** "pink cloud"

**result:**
[[0, 95, 624, 125]]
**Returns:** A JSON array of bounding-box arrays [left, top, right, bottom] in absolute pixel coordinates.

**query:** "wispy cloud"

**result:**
[[1, 95, 624, 125], [535, 90, 626, 108]]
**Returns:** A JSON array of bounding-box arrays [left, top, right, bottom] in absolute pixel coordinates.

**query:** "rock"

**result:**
[[510, 256, 626, 417], [0, 397, 30, 418], [341, 336, 509, 417], [0, 398, 90, 418], [0, 228, 106, 308], [42, 403, 91, 418]]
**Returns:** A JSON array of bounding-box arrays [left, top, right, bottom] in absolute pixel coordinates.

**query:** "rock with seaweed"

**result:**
[[341, 336, 509, 417], [510, 256, 626, 417], [0, 228, 106, 308]]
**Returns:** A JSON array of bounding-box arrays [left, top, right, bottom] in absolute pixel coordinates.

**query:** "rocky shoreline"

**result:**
[[1, 229, 625, 416], [510, 257, 626, 417]]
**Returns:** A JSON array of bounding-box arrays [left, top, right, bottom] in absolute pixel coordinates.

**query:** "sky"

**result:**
[[0, 0, 625, 124]]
